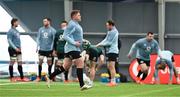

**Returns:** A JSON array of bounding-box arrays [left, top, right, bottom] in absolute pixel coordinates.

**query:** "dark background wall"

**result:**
[[4, 0, 64, 31], [165, 3, 180, 54]]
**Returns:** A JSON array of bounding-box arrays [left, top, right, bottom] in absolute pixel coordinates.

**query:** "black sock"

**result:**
[[9, 65, 13, 78], [76, 68, 84, 87], [38, 65, 42, 78], [50, 66, 65, 80], [18, 65, 24, 79], [141, 72, 148, 81], [137, 70, 143, 78], [48, 65, 52, 76], [64, 71, 69, 81], [108, 69, 111, 80]]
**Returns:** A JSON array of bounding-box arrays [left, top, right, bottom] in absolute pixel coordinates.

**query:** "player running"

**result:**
[[46, 10, 91, 91], [153, 50, 180, 84], [127, 32, 161, 84]]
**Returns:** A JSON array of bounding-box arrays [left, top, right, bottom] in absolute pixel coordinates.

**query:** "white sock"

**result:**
[[90, 80, 93, 85], [111, 78, 116, 83], [83, 73, 88, 81], [83, 73, 91, 84], [90, 80, 93, 83]]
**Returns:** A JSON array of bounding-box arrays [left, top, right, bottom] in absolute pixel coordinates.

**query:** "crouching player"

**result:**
[[82, 39, 104, 87], [153, 50, 180, 84]]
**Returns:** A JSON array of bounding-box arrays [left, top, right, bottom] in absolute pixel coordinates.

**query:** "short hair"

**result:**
[[147, 32, 154, 36], [11, 18, 18, 26], [61, 20, 68, 25], [43, 17, 51, 22], [71, 10, 80, 18], [157, 59, 166, 70], [106, 20, 115, 26]]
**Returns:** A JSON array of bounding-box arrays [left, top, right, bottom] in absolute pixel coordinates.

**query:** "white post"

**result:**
[[64, 0, 73, 21], [107, 2, 113, 20], [158, 0, 165, 50]]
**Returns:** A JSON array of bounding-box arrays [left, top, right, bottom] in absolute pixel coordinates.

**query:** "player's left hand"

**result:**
[[127, 54, 132, 59], [53, 50, 57, 57]]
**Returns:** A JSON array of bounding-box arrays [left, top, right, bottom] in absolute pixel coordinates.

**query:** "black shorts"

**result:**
[[137, 58, 150, 67], [38, 50, 53, 57], [89, 49, 103, 62], [89, 53, 99, 62], [8, 47, 21, 57], [107, 53, 118, 61], [65, 51, 81, 60], [57, 52, 65, 59]]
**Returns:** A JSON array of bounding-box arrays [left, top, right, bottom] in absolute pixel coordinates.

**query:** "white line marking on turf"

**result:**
[[0, 82, 77, 86], [0, 82, 79, 86], [0, 82, 104, 86], [0, 82, 35, 86], [0, 89, 63, 91]]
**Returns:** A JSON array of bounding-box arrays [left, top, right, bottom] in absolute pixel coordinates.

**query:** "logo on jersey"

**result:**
[[58, 35, 64, 41], [43, 32, 48, 38], [146, 46, 151, 51]]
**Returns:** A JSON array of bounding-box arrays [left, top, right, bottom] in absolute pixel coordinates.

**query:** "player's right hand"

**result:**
[[127, 54, 131, 59], [75, 41, 81, 47], [16, 48, 21, 52]]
